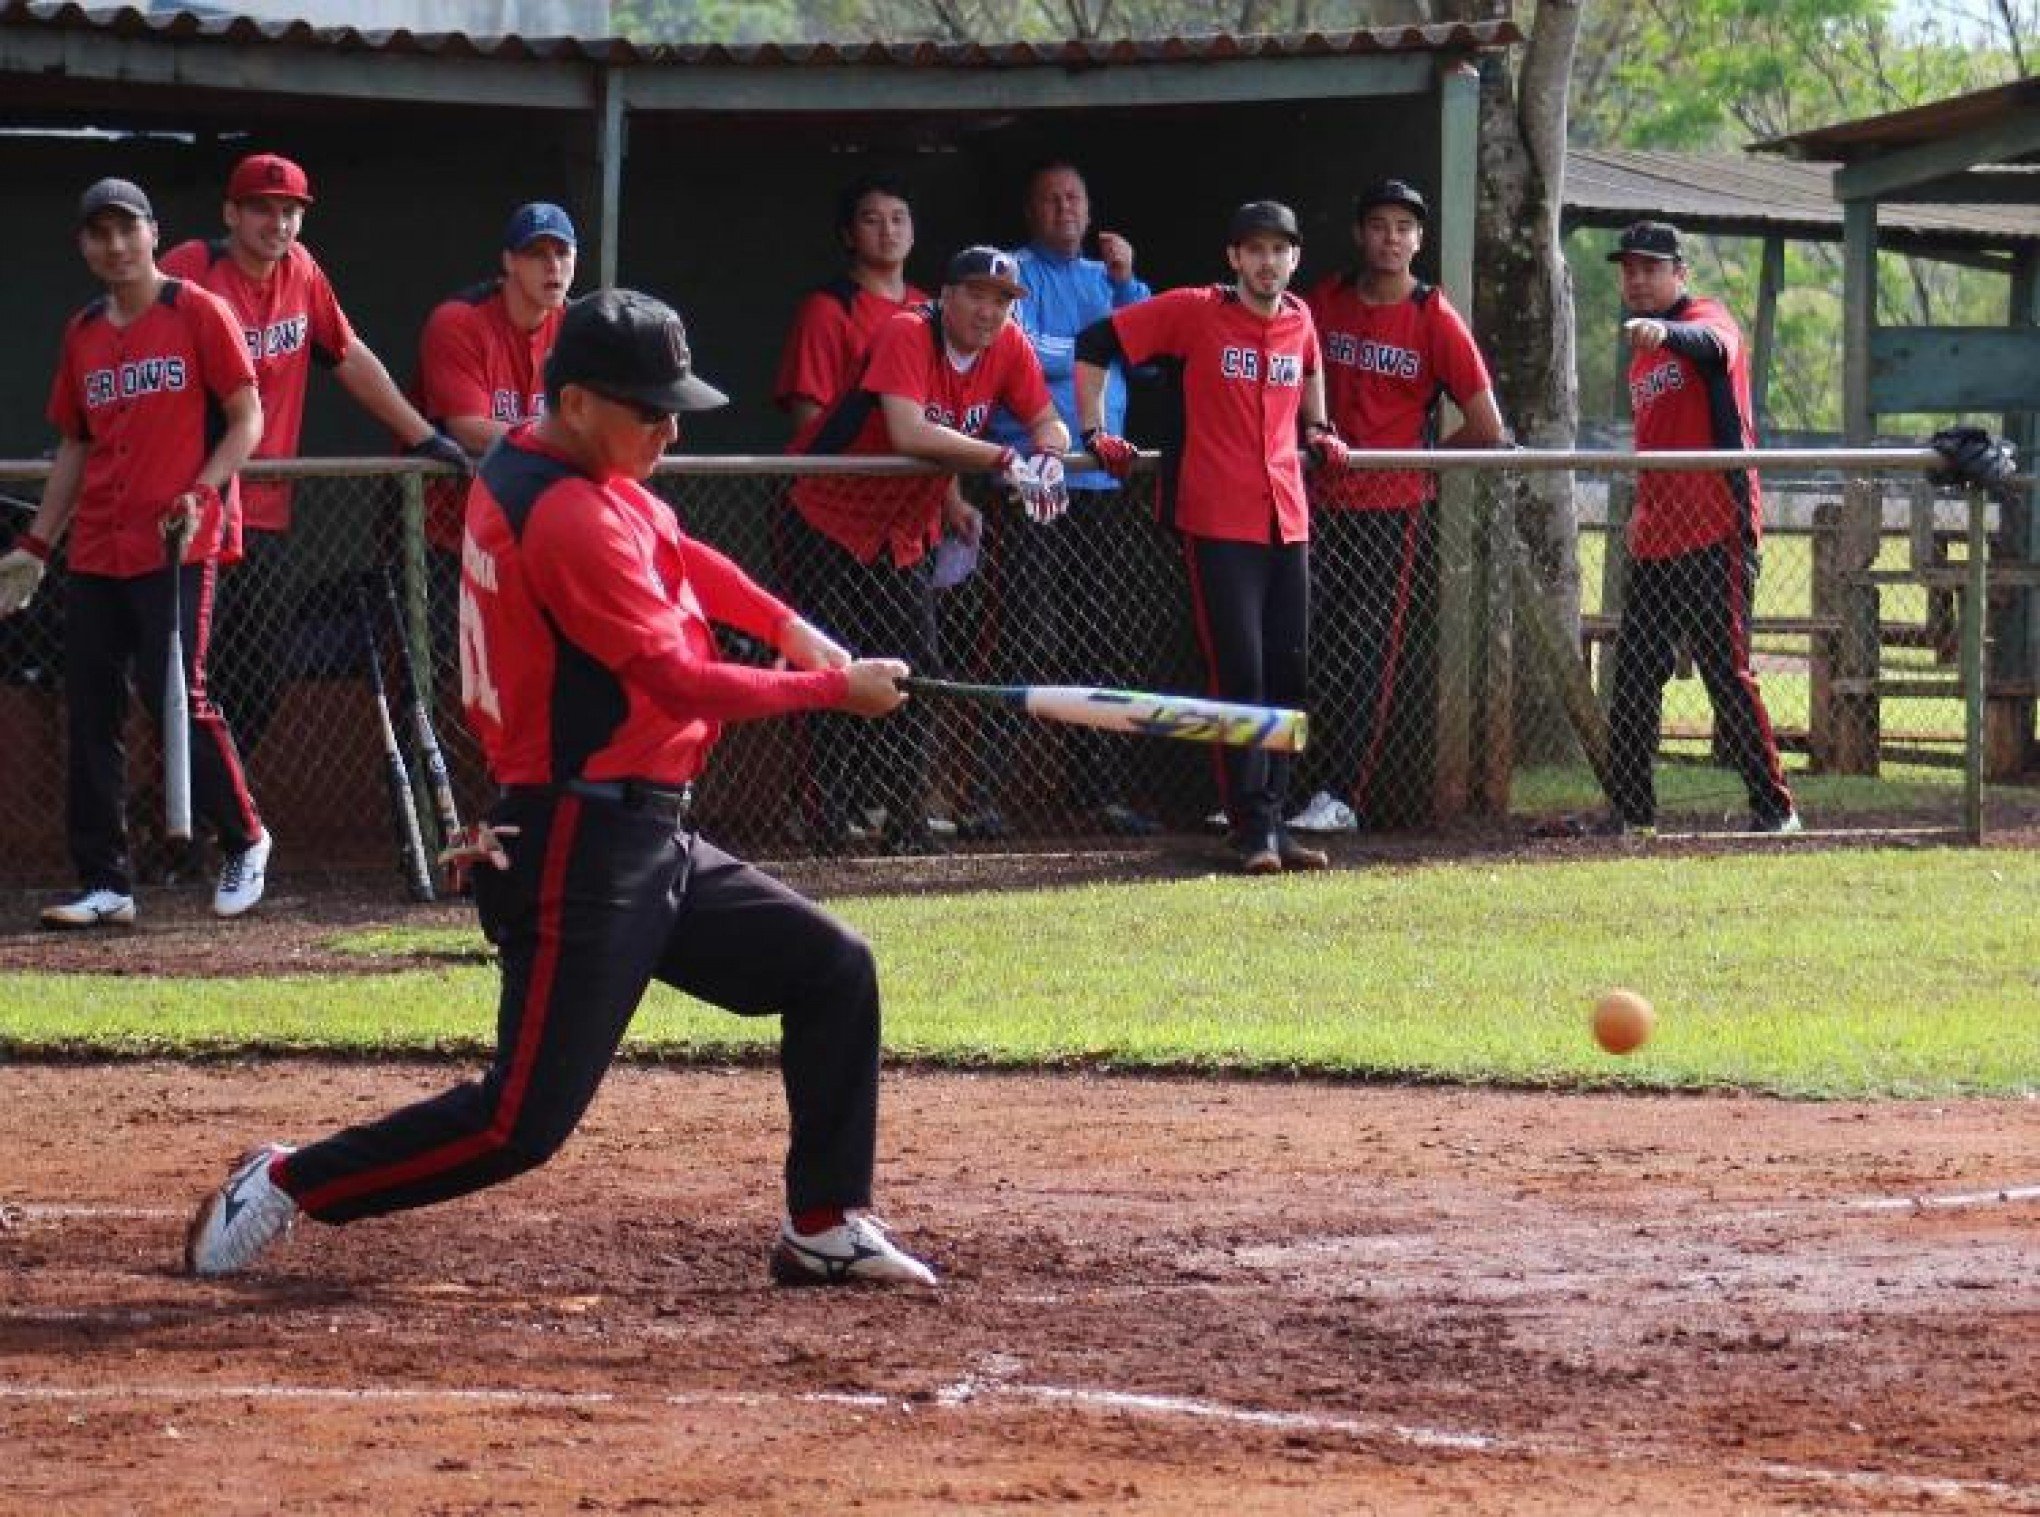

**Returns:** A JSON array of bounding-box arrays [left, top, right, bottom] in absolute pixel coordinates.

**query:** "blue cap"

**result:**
[[503, 202, 577, 252]]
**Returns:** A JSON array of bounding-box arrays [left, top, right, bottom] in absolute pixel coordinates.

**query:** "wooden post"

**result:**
[[1751, 235, 1785, 432], [1428, 59, 1484, 821], [595, 65, 626, 287], [1985, 248, 2039, 778]]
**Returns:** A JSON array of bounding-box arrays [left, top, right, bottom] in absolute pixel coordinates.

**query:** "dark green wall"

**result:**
[[2, 94, 1445, 462]]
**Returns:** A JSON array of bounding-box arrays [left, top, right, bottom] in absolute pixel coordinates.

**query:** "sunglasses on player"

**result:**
[[586, 387, 679, 427]]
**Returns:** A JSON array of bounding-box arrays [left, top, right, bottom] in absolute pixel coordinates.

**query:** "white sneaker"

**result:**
[[1285, 790, 1358, 834], [769, 1213, 937, 1287], [184, 1144, 299, 1276], [1204, 809, 1230, 832], [214, 828, 272, 918], [40, 889, 137, 929], [1749, 810, 1805, 836]]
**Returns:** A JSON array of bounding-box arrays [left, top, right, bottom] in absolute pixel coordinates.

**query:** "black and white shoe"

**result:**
[[770, 1213, 937, 1286], [39, 889, 137, 929]]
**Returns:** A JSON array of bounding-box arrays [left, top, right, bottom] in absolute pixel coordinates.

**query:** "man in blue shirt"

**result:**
[[968, 161, 1160, 837]]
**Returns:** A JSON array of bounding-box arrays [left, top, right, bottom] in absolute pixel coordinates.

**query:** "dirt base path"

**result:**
[[3, 1063, 2036, 1513]]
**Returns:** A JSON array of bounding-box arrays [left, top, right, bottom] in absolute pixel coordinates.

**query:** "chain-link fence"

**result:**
[[0, 449, 2015, 889]]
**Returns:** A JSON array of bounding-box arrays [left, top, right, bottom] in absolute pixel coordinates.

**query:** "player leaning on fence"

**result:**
[[0, 178, 270, 928], [160, 154, 468, 761], [184, 288, 939, 1288], [1601, 220, 1799, 838], [1076, 200, 1342, 875]]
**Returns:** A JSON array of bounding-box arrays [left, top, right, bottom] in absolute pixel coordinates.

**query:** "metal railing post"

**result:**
[[1962, 486, 1987, 845]]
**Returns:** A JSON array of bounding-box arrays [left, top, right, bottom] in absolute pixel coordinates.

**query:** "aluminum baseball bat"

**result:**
[[378, 566, 462, 852], [162, 516, 194, 841], [355, 583, 436, 903], [899, 677, 1307, 754]]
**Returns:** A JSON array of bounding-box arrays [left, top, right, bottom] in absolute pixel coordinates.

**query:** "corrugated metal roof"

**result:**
[[1567, 146, 2040, 249], [1754, 77, 2040, 162], [1, 1, 1521, 63]]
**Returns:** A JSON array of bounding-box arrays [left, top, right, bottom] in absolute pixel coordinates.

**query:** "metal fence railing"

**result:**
[[0, 449, 2019, 888]]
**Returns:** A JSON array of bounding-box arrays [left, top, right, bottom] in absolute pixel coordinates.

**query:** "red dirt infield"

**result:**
[[3, 1060, 2036, 1514]]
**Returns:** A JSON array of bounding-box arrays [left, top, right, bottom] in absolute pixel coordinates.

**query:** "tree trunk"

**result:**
[[1440, 0, 1585, 766]]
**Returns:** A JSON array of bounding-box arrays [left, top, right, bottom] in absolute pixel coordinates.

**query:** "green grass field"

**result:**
[[4, 847, 2035, 1100]]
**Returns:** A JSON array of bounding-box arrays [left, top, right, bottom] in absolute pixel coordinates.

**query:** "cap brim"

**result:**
[[954, 274, 1028, 299], [1607, 248, 1677, 262], [596, 374, 729, 414]]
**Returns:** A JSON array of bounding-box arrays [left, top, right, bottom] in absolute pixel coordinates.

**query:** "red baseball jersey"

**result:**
[[414, 279, 563, 551], [45, 280, 256, 578], [774, 277, 931, 415], [789, 307, 1052, 567], [1625, 293, 1762, 560], [160, 238, 357, 534], [1306, 276, 1492, 511], [460, 425, 848, 786], [1106, 285, 1319, 545]]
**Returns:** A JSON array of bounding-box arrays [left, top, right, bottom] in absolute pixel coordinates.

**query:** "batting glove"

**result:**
[[438, 821, 520, 896], [408, 430, 475, 475], [1007, 448, 1070, 524], [1928, 426, 2017, 491], [1303, 424, 1352, 471], [0, 535, 50, 618], [1081, 428, 1139, 482]]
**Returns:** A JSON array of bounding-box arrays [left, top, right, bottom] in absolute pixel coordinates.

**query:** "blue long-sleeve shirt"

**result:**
[[990, 243, 1150, 491]]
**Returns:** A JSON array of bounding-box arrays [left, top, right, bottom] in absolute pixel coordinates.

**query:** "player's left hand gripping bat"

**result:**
[[900, 677, 1306, 754]]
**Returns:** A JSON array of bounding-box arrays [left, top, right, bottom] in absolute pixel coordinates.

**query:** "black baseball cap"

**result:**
[[1608, 220, 1684, 263], [1227, 199, 1301, 246], [545, 289, 728, 414], [1354, 178, 1428, 223], [78, 177, 153, 225], [944, 245, 1027, 298]]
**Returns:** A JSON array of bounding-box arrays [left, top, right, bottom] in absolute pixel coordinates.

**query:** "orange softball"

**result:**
[[1591, 988, 1655, 1055]]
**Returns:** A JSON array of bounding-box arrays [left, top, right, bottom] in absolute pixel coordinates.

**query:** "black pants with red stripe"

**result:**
[[65, 566, 262, 894], [1607, 542, 1794, 827], [1305, 505, 1428, 820], [278, 789, 881, 1223], [1183, 535, 1309, 843]]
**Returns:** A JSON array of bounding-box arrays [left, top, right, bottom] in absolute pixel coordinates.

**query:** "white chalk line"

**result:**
[[8, 1180, 2036, 1232], [2, 1376, 2032, 1504]]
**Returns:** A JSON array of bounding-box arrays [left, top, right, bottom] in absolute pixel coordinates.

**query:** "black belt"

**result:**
[[502, 778, 694, 824]]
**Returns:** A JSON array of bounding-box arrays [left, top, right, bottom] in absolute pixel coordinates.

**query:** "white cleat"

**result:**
[[184, 1144, 299, 1276], [1285, 790, 1358, 834], [40, 889, 137, 929], [214, 828, 272, 918], [769, 1213, 937, 1287]]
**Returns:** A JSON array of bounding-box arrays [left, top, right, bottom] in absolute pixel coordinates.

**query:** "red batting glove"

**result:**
[[1304, 426, 1351, 470], [1082, 428, 1139, 482]]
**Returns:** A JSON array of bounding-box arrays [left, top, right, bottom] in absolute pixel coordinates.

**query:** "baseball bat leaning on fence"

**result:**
[[162, 515, 195, 842], [899, 676, 1307, 754], [378, 566, 463, 861], [354, 580, 437, 903]]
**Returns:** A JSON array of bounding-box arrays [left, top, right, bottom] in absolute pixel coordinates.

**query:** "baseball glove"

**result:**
[[1928, 426, 2017, 490]]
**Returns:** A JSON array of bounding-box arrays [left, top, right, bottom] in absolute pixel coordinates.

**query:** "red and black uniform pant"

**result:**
[[1305, 504, 1431, 821], [1183, 534, 1309, 844], [1607, 541, 1794, 828], [66, 565, 261, 894], [277, 786, 882, 1223]]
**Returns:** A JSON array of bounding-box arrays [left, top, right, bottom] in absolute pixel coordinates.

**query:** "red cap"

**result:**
[[226, 153, 314, 205]]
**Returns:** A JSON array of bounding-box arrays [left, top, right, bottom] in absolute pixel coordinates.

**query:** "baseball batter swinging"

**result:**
[[185, 289, 937, 1288]]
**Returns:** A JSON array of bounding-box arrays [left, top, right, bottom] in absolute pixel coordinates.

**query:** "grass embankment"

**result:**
[[3, 848, 2035, 1099]]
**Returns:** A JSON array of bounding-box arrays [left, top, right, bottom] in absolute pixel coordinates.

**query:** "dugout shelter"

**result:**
[[0, 3, 1522, 877]]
